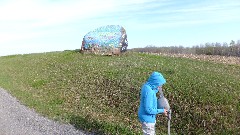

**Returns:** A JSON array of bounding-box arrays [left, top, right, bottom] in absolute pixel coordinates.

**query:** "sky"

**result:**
[[0, 0, 240, 56]]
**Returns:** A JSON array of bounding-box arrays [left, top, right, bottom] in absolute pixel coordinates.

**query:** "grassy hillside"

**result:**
[[0, 51, 239, 134]]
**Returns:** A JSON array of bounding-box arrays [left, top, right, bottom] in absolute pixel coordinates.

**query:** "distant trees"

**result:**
[[193, 40, 240, 56], [131, 40, 240, 57]]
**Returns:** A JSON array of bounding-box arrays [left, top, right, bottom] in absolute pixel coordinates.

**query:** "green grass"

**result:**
[[0, 51, 239, 134]]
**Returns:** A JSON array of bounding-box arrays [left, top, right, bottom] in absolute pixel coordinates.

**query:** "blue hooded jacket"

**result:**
[[138, 72, 166, 123]]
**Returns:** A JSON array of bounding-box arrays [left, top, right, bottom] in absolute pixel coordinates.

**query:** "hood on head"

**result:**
[[147, 71, 166, 90]]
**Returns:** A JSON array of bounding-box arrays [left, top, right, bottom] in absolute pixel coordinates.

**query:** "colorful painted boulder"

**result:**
[[81, 25, 128, 55]]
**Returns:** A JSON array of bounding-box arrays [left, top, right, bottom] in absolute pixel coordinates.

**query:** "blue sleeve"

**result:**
[[144, 91, 164, 114]]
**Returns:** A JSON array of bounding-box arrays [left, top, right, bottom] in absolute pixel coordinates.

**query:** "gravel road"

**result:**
[[0, 88, 93, 135]]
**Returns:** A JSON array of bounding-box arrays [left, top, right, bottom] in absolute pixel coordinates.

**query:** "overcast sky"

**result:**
[[0, 0, 240, 56]]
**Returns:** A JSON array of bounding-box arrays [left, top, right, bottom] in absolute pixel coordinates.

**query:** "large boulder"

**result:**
[[81, 25, 128, 55]]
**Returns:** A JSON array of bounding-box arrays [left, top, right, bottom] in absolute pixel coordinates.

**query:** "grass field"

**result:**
[[0, 51, 239, 134]]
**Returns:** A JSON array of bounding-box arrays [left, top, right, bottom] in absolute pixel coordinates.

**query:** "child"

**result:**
[[138, 71, 167, 135]]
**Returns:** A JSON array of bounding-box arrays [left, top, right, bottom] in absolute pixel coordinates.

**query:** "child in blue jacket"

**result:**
[[138, 71, 167, 135]]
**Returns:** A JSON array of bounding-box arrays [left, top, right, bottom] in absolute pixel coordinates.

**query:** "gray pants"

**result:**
[[141, 122, 156, 135]]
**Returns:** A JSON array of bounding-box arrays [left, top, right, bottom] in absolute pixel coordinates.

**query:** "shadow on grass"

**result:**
[[69, 115, 137, 135]]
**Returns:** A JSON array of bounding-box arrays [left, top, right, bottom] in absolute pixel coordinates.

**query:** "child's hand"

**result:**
[[163, 109, 168, 116]]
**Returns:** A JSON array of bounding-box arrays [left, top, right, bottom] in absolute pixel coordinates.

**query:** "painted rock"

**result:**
[[81, 25, 128, 55]]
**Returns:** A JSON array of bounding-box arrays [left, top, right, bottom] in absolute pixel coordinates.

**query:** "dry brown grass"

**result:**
[[150, 53, 240, 65]]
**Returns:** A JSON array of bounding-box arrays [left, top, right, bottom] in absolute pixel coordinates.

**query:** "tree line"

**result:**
[[130, 40, 240, 57]]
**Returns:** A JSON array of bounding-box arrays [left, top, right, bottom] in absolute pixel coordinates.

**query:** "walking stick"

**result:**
[[167, 109, 171, 135]]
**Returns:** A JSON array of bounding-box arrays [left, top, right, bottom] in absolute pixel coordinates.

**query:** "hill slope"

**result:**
[[0, 51, 239, 134]]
